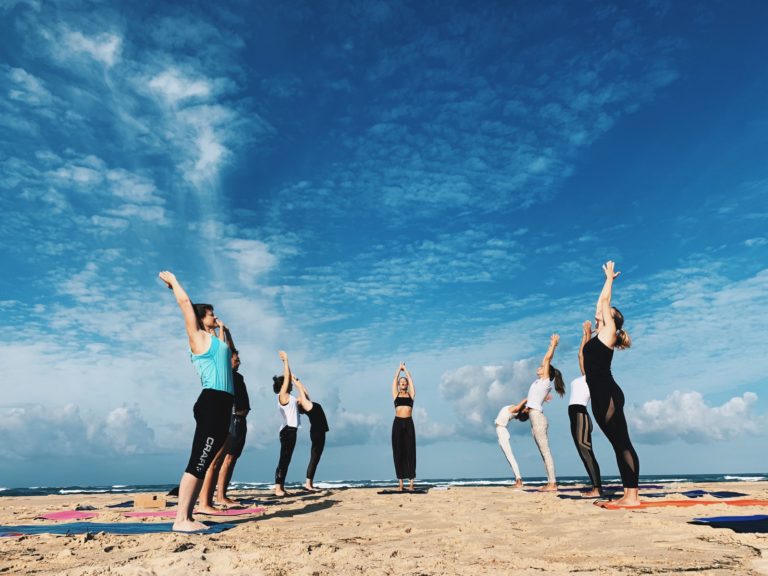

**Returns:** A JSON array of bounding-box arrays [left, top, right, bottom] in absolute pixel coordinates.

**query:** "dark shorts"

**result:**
[[184, 389, 233, 479], [226, 415, 247, 458]]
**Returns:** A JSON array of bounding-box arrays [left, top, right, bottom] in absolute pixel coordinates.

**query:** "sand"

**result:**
[[1, 481, 767, 575]]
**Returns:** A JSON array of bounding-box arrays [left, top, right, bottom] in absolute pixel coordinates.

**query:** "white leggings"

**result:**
[[529, 409, 556, 484], [495, 426, 521, 480]]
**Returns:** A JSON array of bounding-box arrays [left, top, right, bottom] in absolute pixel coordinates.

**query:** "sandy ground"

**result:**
[[1, 482, 767, 575]]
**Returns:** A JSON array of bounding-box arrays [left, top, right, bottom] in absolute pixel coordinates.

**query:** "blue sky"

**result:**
[[1, 0, 766, 488]]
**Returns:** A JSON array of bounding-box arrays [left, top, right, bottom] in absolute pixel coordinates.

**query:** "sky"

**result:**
[[1, 0, 766, 488]]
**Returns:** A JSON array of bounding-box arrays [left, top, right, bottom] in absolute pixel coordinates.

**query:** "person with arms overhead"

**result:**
[[525, 334, 565, 492], [583, 260, 639, 507], [158, 271, 233, 532], [391, 362, 417, 492], [293, 373, 330, 491]]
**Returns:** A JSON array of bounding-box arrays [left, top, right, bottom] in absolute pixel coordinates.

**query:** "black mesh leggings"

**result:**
[[306, 431, 326, 481], [590, 385, 639, 489], [568, 405, 602, 491]]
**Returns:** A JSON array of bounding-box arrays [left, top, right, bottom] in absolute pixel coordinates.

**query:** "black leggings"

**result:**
[[306, 431, 326, 481], [591, 384, 640, 489], [568, 405, 602, 491], [391, 416, 416, 480], [185, 389, 234, 479], [275, 426, 297, 485]]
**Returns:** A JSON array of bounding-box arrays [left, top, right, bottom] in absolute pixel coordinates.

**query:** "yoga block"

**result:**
[[133, 494, 167, 509]]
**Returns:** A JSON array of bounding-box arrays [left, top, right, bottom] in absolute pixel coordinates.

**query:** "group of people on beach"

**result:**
[[159, 259, 640, 532], [493, 260, 640, 507]]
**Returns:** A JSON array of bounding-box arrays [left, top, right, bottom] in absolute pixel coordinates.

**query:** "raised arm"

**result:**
[[596, 261, 620, 347], [578, 320, 592, 375], [511, 398, 528, 413], [278, 350, 292, 406], [158, 271, 206, 353], [292, 374, 313, 412], [540, 333, 559, 376], [403, 363, 415, 399], [216, 319, 229, 345], [392, 363, 404, 399]]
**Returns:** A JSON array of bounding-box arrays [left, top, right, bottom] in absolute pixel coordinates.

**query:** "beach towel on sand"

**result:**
[[0, 521, 235, 537], [690, 514, 768, 533]]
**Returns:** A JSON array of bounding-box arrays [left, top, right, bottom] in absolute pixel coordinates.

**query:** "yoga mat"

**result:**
[[377, 489, 428, 495], [690, 515, 768, 534], [0, 521, 235, 536], [106, 501, 134, 508], [600, 499, 768, 510], [125, 507, 266, 518], [525, 484, 666, 494], [680, 489, 748, 499], [37, 511, 98, 521]]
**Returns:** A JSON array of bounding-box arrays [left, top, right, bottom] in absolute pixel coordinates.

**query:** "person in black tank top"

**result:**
[[293, 374, 330, 491], [584, 261, 640, 507], [391, 362, 416, 491]]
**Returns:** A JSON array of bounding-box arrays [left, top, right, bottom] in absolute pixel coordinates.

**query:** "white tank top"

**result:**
[[568, 375, 591, 407], [278, 395, 301, 429], [526, 377, 551, 412], [495, 405, 517, 427]]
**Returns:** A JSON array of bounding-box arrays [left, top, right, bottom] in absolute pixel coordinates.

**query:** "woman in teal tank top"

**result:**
[[159, 271, 234, 533]]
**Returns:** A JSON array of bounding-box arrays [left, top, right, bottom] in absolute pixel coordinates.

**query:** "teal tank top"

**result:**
[[190, 336, 234, 395]]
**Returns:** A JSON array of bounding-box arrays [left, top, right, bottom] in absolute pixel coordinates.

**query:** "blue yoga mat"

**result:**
[[690, 515, 768, 533], [0, 521, 235, 537], [681, 490, 748, 499]]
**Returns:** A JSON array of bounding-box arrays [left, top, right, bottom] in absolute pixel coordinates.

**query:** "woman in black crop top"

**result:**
[[584, 261, 640, 508], [391, 361, 416, 491], [293, 374, 330, 491]]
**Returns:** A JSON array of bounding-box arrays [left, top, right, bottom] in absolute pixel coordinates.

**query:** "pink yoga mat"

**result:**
[[124, 507, 266, 519], [601, 499, 768, 510], [37, 510, 98, 521]]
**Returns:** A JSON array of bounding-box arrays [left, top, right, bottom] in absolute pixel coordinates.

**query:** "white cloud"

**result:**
[[148, 68, 211, 104], [629, 391, 762, 443], [439, 360, 537, 440], [0, 403, 156, 459], [63, 30, 122, 67], [222, 238, 277, 286]]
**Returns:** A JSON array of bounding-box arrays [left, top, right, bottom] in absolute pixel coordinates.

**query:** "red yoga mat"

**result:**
[[600, 499, 768, 510]]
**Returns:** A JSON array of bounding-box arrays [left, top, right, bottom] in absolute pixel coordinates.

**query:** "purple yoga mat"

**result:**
[[37, 511, 98, 521], [125, 507, 266, 518]]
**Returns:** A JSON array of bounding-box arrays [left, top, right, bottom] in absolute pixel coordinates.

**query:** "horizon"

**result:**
[[1, 0, 767, 488]]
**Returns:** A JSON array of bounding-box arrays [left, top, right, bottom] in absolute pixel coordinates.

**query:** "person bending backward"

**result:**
[[494, 399, 530, 487], [158, 271, 234, 532], [292, 374, 330, 491], [274, 351, 299, 496], [526, 334, 565, 492], [583, 260, 640, 507], [568, 320, 603, 497], [391, 362, 416, 491], [215, 348, 250, 505]]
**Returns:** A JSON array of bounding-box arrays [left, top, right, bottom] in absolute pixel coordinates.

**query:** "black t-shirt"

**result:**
[[232, 371, 250, 413], [299, 401, 329, 432]]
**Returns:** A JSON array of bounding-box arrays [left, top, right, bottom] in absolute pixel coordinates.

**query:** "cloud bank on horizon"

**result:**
[[1, 0, 766, 484]]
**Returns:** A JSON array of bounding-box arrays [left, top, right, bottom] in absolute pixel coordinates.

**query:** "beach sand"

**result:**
[[2, 481, 767, 575]]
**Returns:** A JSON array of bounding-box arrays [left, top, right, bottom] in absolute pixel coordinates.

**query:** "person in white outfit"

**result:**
[[526, 333, 565, 492], [494, 399, 529, 487], [273, 350, 299, 496]]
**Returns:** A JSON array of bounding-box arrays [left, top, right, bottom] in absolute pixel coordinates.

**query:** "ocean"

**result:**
[[0, 473, 764, 498]]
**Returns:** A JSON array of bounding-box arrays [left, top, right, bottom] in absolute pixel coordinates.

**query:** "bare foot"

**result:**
[[514, 479, 524, 488], [582, 488, 602, 497], [303, 484, 319, 491], [172, 519, 209, 532], [611, 495, 641, 507], [274, 490, 289, 497], [219, 497, 238, 506], [195, 505, 222, 515], [538, 483, 558, 492]]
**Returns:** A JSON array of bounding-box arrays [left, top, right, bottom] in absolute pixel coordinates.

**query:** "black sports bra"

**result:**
[[394, 395, 414, 408]]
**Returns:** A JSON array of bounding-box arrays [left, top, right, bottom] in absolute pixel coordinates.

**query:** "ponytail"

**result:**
[[549, 365, 565, 397], [616, 329, 632, 349]]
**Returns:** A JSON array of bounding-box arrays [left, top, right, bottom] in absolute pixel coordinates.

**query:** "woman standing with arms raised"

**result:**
[[159, 271, 233, 532], [526, 334, 565, 491], [568, 320, 603, 497], [274, 350, 298, 496], [391, 362, 416, 491], [583, 261, 639, 507]]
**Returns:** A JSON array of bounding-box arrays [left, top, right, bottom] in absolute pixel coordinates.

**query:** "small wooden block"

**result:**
[[133, 494, 167, 509]]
